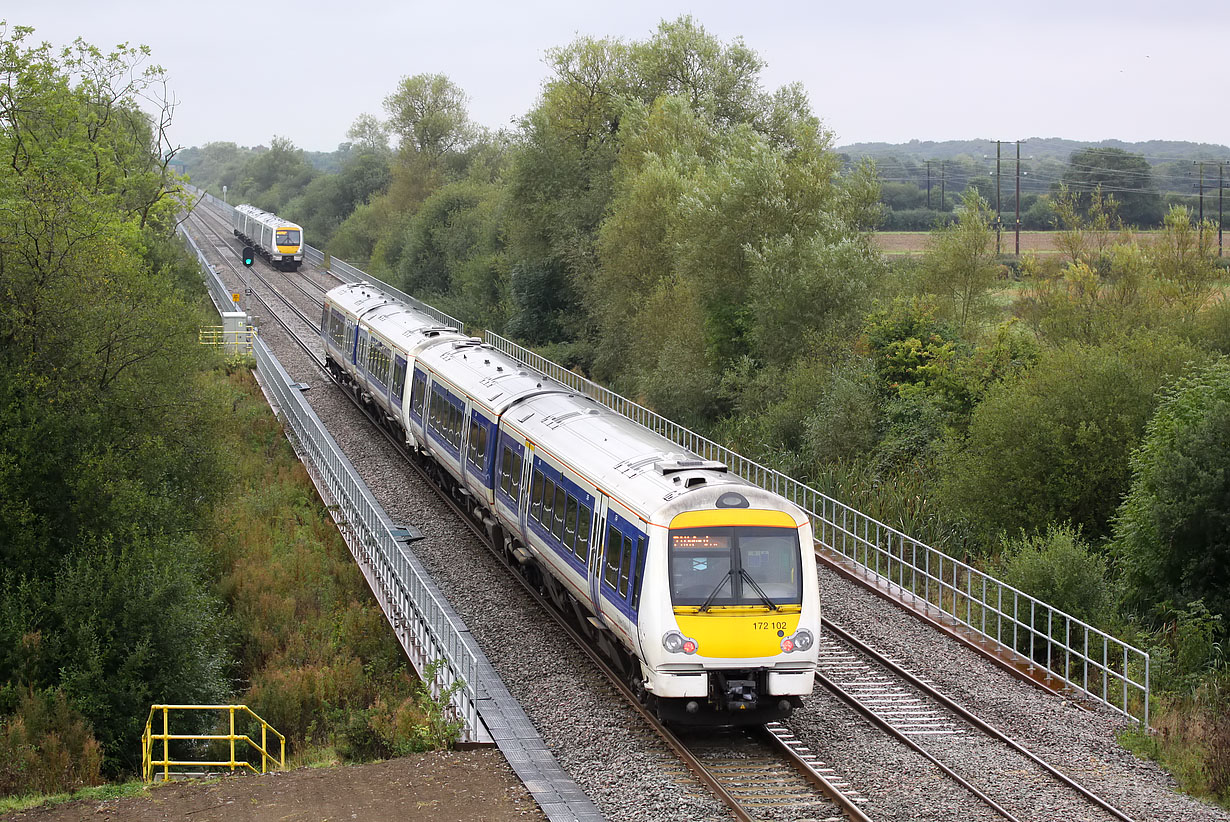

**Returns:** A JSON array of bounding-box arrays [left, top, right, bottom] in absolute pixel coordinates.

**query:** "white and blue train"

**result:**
[[321, 281, 821, 724], [233, 204, 303, 271]]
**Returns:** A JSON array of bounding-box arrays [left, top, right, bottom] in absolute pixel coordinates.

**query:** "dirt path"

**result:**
[[2, 750, 548, 822]]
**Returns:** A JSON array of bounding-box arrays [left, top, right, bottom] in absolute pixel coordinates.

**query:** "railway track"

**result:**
[[815, 618, 1134, 822]]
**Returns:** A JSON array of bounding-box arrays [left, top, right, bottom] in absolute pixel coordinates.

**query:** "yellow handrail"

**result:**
[[140, 704, 285, 783], [198, 326, 256, 353]]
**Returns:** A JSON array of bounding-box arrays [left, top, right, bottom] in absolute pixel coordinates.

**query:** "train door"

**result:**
[[409, 368, 427, 426], [588, 495, 609, 621], [518, 444, 534, 542], [355, 328, 371, 385]]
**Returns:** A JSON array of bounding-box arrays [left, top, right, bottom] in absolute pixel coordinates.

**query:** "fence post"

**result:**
[[162, 707, 169, 783]]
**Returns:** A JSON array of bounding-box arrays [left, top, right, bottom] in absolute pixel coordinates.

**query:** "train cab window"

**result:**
[[563, 497, 578, 551], [276, 229, 301, 246], [530, 470, 544, 519], [329, 311, 346, 348], [668, 526, 802, 607], [320, 305, 329, 334], [603, 526, 622, 590], [576, 505, 592, 558]]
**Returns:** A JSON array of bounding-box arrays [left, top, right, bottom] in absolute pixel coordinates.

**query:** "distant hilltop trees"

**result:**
[[837, 138, 1230, 230]]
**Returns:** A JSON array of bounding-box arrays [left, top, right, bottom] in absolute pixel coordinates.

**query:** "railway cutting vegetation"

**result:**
[[2, 12, 1230, 818]]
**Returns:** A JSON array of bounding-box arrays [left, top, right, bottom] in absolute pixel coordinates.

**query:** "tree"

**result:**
[[920, 189, 999, 334], [1113, 358, 1230, 622], [1149, 205, 1220, 322], [938, 334, 1208, 548], [0, 25, 231, 774], [1051, 184, 1124, 270], [1061, 147, 1163, 227], [383, 74, 477, 160]]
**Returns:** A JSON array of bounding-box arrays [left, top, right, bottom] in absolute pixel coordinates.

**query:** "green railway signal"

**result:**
[[241, 246, 255, 266]]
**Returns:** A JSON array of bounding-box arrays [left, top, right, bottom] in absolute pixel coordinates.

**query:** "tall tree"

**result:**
[[0, 25, 230, 774], [1113, 357, 1230, 621], [383, 73, 478, 160], [920, 189, 999, 335], [1061, 147, 1163, 227]]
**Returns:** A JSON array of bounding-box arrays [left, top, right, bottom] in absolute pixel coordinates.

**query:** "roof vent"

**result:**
[[654, 459, 728, 476]]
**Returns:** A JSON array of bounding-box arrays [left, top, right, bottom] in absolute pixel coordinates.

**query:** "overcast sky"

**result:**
[[7, 0, 1230, 153]]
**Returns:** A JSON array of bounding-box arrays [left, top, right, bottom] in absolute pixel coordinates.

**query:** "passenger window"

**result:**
[[392, 359, 406, 401], [499, 447, 512, 494], [551, 486, 566, 539], [618, 535, 632, 597], [604, 526, 621, 589], [541, 480, 556, 526], [530, 471, 545, 520], [476, 425, 488, 469], [509, 452, 521, 499], [563, 497, 578, 550], [576, 505, 592, 559], [632, 537, 648, 609], [411, 377, 425, 415], [468, 419, 482, 466]]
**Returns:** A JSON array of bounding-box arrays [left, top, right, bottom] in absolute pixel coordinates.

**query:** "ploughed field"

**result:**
[[876, 230, 1064, 255]]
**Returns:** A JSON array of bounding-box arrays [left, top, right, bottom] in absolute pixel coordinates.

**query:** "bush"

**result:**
[[1113, 358, 1230, 622], [995, 523, 1112, 626], [939, 333, 1208, 548], [880, 208, 956, 231], [0, 689, 102, 798]]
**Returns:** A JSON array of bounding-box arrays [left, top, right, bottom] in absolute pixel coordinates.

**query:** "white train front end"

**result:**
[[634, 484, 820, 724]]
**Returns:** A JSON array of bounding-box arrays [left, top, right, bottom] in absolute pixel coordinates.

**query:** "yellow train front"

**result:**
[[634, 483, 820, 725]]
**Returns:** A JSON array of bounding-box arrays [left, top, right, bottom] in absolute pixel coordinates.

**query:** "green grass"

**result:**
[[0, 780, 150, 814]]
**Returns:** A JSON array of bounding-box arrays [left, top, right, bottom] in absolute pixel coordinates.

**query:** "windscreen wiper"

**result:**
[[740, 568, 779, 611], [698, 570, 734, 613]]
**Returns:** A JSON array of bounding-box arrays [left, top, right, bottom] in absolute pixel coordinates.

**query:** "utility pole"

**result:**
[[1220, 162, 1224, 257], [1198, 162, 1205, 244], [1015, 141, 1022, 256], [926, 161, 932, 209], [995, 140, 1002, 255], [940, 161, 946, 212]]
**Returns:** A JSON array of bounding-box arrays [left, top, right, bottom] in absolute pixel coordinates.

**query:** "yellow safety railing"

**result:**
[[199, 326, 255, 354], [141, 704, 285, 783]]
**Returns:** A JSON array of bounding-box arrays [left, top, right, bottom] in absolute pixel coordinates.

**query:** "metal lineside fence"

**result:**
[[182, 222, 484, 742]]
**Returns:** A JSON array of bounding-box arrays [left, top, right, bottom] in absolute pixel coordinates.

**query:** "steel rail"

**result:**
[[822, 618, 1135, 822]]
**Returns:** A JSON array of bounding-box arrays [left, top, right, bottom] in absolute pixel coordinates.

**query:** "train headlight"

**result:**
[[662, 631, 698, 655], [782, 630, 815, 653]]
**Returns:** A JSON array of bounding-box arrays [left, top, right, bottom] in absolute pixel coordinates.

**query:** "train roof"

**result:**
[[327, 281, 464, 355], [506, 389, 761, 522], [416, 338, 568, 416], [235, 203, 302, 230]]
